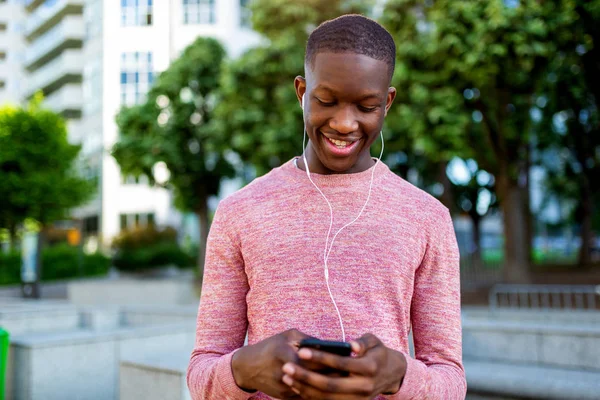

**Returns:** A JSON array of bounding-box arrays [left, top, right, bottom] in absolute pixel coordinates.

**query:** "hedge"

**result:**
[[0, 244, 111, 285]]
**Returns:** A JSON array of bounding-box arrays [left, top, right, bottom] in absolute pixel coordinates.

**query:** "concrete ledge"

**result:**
[[462, 319, 600, 371], [120, 353, 191, 400], [120, 304, 198, 327], [7, 322, 196, 400], [67, 278, 199, 306], [0, 303, 80, 335], [462, 307, 600, 324], [465, 360, 600, 400]]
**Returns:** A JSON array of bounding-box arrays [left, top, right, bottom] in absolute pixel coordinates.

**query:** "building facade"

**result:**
[[0, 0, 26, 105], [80, 0, 260, 246], [5, 0, 260, 247]]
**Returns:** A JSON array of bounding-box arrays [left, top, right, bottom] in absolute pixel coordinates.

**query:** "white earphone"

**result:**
[[300, 92, 384, 342]]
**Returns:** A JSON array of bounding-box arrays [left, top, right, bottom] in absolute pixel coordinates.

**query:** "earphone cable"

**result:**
[[301, 129, 384, 342]]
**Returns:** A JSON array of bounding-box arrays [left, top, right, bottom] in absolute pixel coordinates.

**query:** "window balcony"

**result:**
[[25, 49, 82, 97], [25, 15, 83, 71], [43, 83, 82, 118], [25, 0, 84, 41]]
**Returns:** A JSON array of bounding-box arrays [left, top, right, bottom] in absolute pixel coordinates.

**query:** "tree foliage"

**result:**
[[381, 0, 584, 281], [0, 95, 95, 236], [535, 1, 600, 265], [112, 37, 233, 274]]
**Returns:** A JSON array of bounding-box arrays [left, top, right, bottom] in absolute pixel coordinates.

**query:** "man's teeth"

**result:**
[[327, 137, 351, 148]]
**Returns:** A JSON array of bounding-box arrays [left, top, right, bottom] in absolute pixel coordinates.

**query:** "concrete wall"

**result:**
[[67, 278, 200, 306], [7, 323, 195, 400], [120, 353, 191, 400]]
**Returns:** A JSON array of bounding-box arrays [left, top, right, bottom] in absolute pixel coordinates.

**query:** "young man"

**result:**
[[187, 14, 466, 399]]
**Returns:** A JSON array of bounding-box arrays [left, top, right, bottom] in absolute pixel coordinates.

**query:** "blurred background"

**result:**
[[0, 0, 599, 399]]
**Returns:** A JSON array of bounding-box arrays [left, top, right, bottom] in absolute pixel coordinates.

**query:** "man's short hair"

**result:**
[[305, 14, 396, 82]]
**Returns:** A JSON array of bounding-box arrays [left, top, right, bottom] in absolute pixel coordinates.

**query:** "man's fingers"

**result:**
[[281, 362, 372, 397], [298, 348, 366, 374], [283, 328, 312, 347], [350, 333, 381, 356]]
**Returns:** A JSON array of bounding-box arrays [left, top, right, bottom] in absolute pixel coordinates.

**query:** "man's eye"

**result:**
[[317, 98, 335, 106], [359, 105, 378, 112]]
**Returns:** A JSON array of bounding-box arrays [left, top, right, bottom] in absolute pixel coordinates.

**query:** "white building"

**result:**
[[0, 0, 26, 105], [76, 0, 260, 246]]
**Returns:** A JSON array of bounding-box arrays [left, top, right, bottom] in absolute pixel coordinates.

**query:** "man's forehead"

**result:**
[[306, 52, 391, 89]]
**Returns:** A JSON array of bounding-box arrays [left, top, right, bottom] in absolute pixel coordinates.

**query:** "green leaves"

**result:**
[[0, 99, 95, 228], [113, 37, 234, 212]]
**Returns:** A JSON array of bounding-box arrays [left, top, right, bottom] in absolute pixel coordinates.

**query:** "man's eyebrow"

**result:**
[[313, 85, 383, 101]]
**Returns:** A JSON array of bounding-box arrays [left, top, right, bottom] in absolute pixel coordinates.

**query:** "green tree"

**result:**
[[536, 1, 600, 266], [0, 95, 95, 283], [113, 37, 234, 276], [382, 0, 579, 282]]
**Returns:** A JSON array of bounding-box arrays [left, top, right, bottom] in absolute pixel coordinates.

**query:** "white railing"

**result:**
[[489, 284, 600, 311], [25, 0, 84, 37], [25, 49, 82, 95], [43, 83, 82, 113], [25, 16, 84, 67]]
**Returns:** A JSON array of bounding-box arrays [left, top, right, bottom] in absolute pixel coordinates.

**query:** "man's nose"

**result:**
[[329, 106, 359, 134]]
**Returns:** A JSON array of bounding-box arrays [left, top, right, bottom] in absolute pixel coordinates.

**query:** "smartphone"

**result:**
[[299, 338, 352, 357]]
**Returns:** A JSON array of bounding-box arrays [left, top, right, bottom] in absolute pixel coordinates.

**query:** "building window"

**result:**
[[83, 216, 99, 235], [121, 0, 153, 27], [121, 174, 149, 185], [183, 0, 215, 25], [119, 213, 156, 230], [240, 0, 251, 28], [120, 52, 154, 106]]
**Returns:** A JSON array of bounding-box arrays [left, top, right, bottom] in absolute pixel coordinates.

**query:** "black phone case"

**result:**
[[298, 338, 352, 357]]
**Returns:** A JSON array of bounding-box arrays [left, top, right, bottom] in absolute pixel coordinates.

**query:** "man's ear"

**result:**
[[385, 87, 397, 116], [295, 76, 306, 109]]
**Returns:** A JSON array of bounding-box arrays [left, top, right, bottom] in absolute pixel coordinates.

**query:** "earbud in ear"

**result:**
[[301, 94, 305, 110]]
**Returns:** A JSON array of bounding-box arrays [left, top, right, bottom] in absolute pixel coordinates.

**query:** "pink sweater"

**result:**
[[187, 158, 466, 399]]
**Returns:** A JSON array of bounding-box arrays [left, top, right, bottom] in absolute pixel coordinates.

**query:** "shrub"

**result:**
[[0, 251, 21, 285], [113, 242, 193, 272], [111, 225, 193, 272], [0, 244, 110, 285], [112, 226, 178, 251]]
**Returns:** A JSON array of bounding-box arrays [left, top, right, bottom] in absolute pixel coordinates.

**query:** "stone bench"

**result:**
[[462, 318, 600, 371], [120, 304, 198, 327], [464, 360, 600, 400], [0, 300, 80, 335], [120, 352, 191, 400], [6, 322, 195, 400], [67, 278, 199, 306]]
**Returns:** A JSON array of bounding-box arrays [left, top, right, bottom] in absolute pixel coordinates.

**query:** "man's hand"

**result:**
[[280, 333, 407, 399], [231, 328, 311, 399]]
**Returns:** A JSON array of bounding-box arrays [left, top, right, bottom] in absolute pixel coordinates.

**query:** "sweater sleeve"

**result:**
[[186, 202, 256, 400], [386, 208, 467, 400]]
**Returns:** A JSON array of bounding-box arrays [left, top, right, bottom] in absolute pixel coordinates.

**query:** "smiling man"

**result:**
[[187, 14, 467, 400]]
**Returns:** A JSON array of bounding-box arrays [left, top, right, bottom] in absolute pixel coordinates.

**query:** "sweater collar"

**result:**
[[284, 157, 389, 188]]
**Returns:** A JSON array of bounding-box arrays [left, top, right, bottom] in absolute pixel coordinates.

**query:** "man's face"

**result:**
[[295, 52, 396, 174]]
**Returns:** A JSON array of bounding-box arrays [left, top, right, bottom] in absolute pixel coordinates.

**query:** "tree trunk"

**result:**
[[524, 141, 534, 265], [470, 212, 482, 270], [196, 198, 210, 283], [497, 174, 531, 283], [438, 161, 455, 212], [8, 223, 17, 252], [577, 176, 593, 266]]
